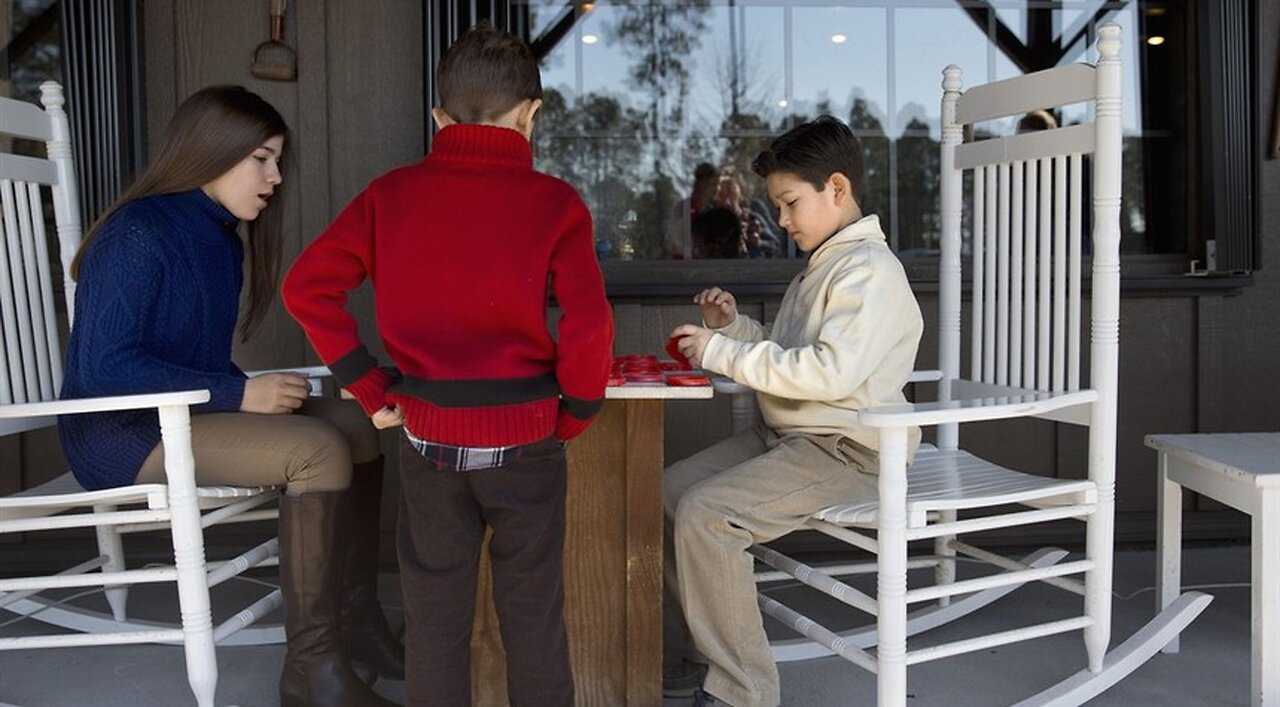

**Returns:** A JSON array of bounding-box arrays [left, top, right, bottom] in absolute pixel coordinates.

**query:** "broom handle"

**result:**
[[270, 0, 287, 42]]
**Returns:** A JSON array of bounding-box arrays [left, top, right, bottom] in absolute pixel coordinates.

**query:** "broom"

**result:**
[[251, 0, 297, 82]]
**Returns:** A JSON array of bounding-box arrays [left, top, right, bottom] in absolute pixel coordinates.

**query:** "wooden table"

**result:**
[[471, 384, 713, 706], [1148, 432, 1280, 707]]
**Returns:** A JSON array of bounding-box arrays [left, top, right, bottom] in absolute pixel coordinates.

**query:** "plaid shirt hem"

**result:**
[[404, 430, 519, 471]]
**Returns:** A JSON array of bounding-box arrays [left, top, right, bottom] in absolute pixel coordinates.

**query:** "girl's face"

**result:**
[[716, 178, 742, 207], [202, 135, 285, 221]]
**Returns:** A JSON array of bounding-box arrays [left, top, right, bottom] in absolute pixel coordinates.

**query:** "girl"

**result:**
[[58, 85, 401, 706]]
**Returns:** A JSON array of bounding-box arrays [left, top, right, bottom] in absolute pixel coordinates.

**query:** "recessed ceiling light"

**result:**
[[831, 34, 848, 44], [582, 34, 599, 45]]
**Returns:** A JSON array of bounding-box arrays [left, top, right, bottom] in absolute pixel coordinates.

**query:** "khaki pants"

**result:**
[[135, 398, 378, 495], [663, 424, 879, 707]]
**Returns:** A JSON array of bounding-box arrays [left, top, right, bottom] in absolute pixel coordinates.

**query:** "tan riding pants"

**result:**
[[135, 397, 379, 495]]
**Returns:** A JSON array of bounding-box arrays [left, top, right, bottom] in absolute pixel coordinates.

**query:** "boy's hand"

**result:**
[[241, 372, 309, 414], [371, 404, 404, 429], [694, 287, 737, 329], [669, 324, 714, 369]]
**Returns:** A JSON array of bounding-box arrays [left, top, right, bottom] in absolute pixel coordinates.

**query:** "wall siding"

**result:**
[[8, 2, 1280, 549]]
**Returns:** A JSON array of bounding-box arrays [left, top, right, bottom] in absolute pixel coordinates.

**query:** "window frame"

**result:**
[[422, 0, 1261, 293]]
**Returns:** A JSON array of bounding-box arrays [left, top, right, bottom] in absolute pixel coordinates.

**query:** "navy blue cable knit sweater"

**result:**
[[58, 189, 249, 490]]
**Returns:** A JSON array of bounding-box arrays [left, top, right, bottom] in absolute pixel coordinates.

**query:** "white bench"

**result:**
[[1148, 432, 1280, 707]]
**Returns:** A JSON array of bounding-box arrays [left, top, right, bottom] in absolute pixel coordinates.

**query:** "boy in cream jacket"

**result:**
[[665, 116, 924, 707]]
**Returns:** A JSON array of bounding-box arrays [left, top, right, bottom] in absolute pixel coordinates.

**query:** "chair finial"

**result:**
[[942, 65, 963, 93], [1097, 23, 1122, 62], [39, 82, 66, 111]]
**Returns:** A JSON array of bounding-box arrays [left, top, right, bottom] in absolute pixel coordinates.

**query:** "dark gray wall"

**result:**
[[9, 1, 1279, 546]]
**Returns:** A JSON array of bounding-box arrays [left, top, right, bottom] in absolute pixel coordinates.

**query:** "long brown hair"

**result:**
[[71, 85, 290, 340]]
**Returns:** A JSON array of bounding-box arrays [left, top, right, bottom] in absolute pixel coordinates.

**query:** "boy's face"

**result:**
[[765, 170, 848, 253]]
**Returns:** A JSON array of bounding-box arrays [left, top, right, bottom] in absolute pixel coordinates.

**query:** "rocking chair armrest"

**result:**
[[0, 389, 211, 419], [907, 369, 944, 383], [859, 388, 1099, 428]]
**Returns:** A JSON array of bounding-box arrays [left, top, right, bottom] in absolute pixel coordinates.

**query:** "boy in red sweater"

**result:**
[[282, 20, 613, 706]]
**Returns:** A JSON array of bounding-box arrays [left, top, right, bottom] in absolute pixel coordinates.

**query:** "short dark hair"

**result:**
[[693, 162, 719, 181], [436, 20, 542, 124], [751, 116, 864, 203], [1017, 109, 1058, 133]]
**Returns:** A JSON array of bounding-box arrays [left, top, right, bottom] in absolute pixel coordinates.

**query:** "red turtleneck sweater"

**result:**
[[283, 124, 614, 445]]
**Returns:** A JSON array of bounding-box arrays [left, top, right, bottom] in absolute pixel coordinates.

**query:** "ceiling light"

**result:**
[[1146, 36, 1165, 46], [778, 99, 788, 108], [582, 34, 599, 45], [831, 34, 848, 44]]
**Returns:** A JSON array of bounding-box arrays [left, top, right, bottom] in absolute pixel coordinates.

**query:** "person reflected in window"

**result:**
[[58, 86, 401, 706], [714, 167, 781, 259], [667, 161, 721, 259], [691, 201, 744, 258], [1017, 108, 1058, 133]]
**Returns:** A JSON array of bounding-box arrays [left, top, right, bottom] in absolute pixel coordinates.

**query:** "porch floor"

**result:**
[[0, 544, 1252, 706]]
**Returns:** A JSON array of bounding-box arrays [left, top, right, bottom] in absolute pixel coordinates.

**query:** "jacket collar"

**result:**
[[808, 214, 886, 267]]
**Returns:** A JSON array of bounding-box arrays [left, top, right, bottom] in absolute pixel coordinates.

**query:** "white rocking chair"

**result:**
[[0, 82, 301, 707], [751, 25, 1210, 706]]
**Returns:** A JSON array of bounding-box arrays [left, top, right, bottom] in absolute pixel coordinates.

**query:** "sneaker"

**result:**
[[663, 660, 709, 698]]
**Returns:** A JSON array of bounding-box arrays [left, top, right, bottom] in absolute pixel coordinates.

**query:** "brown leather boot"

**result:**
[[278, 491, 397, 707], [340, 458, 406, 680]]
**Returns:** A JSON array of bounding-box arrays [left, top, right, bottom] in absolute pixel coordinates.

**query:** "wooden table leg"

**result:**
[[624, 399, 663, 706]]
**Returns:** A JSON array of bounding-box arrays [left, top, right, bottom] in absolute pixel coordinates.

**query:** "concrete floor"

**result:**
[[0, 544, 1254, 706]]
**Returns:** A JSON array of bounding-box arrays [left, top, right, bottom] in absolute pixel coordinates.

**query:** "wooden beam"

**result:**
[[960, 2, 1037, 73], [530, 2, 578, 62]]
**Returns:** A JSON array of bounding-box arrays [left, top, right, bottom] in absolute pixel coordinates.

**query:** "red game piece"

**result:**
[[624, 372, 665, 383], [666, 335, 690, 367]]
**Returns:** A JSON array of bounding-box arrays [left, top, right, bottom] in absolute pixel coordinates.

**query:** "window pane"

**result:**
[[522, 0, 1189, 262], [7, 0, 62, 105], [894, 6, 988, 141], [792, 6, 888, 133]]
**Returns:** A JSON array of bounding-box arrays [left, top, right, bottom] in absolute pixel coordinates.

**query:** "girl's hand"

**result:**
[[371, 404, 404, 429], [668, 324, 714, 369], [241, 372, 310, 414], [694, 287, 737, 329]]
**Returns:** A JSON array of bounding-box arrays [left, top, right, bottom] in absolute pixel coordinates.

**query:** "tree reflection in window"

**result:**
[[528, 1, 1176, 263]]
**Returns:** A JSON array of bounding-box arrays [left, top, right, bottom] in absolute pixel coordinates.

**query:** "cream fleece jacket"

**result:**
[[701, 215, 923, 460]]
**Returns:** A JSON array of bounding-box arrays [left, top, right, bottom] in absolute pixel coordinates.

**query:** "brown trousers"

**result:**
[[396, 434, 573, 707]]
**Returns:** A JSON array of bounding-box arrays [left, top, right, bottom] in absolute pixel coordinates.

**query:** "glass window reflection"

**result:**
[[523, 1, 1178, 262]]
